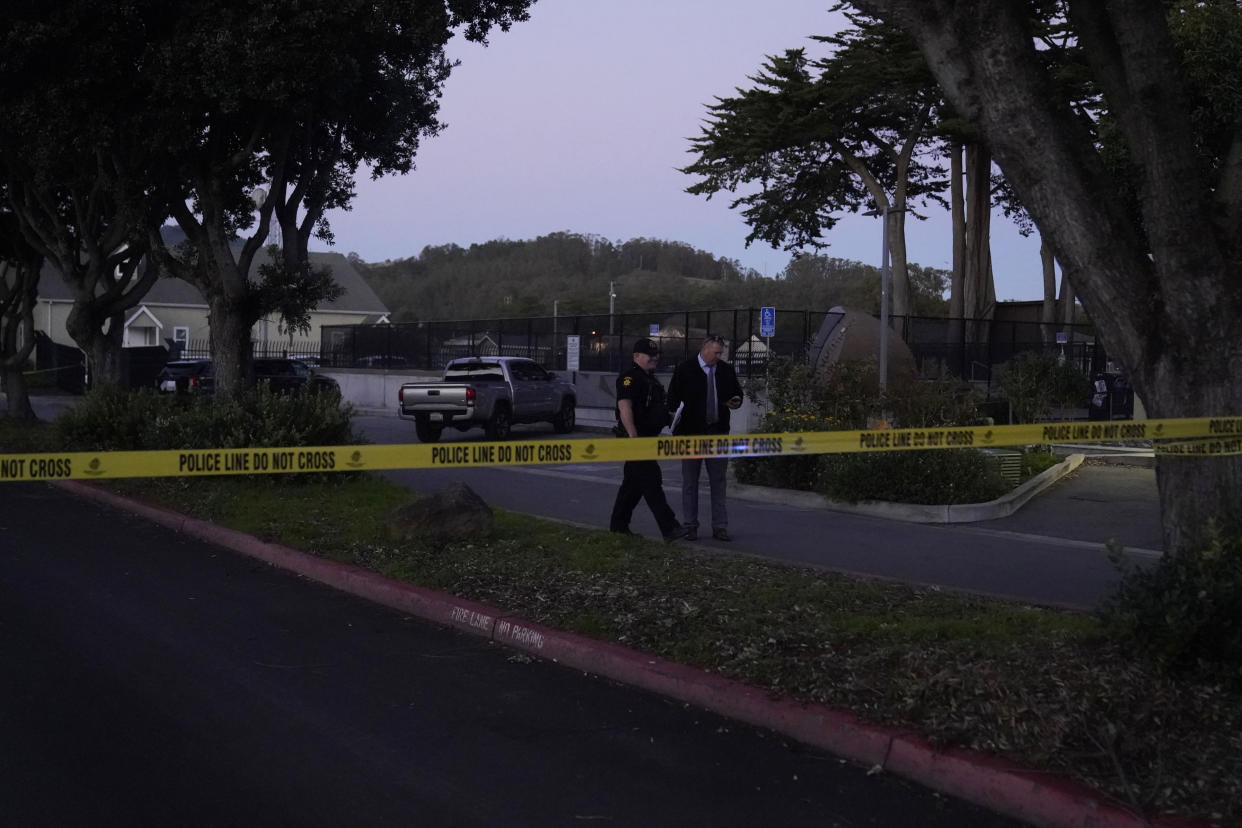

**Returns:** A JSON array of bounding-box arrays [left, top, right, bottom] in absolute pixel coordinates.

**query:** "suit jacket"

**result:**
[[667, 357, 743, 436]]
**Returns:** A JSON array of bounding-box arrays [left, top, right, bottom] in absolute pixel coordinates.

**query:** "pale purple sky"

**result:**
[[317, 0, 1048, 301]]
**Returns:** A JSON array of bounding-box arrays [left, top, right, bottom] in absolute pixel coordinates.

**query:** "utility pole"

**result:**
[[864, 203, 908, 394], [608, 281, 616, 335]]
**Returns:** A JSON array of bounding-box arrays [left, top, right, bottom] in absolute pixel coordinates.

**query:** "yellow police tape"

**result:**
[[1, 416, 1240, 483]]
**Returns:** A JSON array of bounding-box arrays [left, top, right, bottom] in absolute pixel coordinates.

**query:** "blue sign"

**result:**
[[760, 306, 776, 338], [649, 323, 660, 336]]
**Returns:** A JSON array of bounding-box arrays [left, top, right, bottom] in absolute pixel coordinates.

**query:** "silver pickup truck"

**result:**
[[397, 356, 577, 443]]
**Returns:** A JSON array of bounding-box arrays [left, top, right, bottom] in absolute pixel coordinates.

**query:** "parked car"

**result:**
[[253, 358, 340, 395], [156, 358, 338, 396], [157, 359, 214, 394], [397, 356, 576, 442]]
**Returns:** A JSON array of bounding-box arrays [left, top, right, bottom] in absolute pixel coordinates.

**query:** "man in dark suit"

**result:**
[[666, 334, 744, 541]]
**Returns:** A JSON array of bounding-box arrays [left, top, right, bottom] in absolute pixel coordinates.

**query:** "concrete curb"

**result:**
[[56, 479, 1204, 828], [731, 454, 1086, 524]]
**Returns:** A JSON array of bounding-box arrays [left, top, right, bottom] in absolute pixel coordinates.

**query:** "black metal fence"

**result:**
[[896, 315, 1105, 387], [33, 332, 86, 394], [320, 309, 829, 376], [41, 309, 1106, 395], [320, 309, 1103, 386], [174, 339, 321, 362]]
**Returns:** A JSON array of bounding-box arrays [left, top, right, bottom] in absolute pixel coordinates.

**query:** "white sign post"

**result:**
[[566, 335, 580, 372]]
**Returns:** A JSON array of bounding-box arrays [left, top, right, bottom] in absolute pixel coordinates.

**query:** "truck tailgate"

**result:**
[[399, 384, 473, 413]]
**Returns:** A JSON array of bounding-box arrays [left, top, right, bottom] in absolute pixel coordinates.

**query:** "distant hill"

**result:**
[[354, 231, 948, 321]]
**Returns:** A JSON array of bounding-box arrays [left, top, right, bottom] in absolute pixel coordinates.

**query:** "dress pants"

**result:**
[[610, 459, 678, 535], [681, 456, 728, 530]]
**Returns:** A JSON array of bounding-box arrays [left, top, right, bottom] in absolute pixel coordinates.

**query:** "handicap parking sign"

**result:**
[[760, 306, 776, 337]]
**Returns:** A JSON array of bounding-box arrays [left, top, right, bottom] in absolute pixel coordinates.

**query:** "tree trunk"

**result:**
[[3, 366, 35, 420], [1040, 238, 1057, 344], [887, 207, 911, 319], [64, 304, 123, 389], [0, 259, 38, 420], [1058, 270, 1076, 330], [963, 142, 995, 343], [947, 141, 966, 374], [208, 294, 253, 395]]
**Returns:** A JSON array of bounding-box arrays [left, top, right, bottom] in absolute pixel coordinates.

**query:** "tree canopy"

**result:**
[[1, 0, 535, 392], [682, 13, 946, 316], [853, 0, 1242, 555]]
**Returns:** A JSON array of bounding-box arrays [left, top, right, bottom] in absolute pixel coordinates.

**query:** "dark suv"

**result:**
[[156, 359, 214, 394], [156, 358, 337, 395], [253, 358, 340, 395]]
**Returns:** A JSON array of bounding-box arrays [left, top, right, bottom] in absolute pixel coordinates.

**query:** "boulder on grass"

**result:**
[[387, 482, 493, 543]]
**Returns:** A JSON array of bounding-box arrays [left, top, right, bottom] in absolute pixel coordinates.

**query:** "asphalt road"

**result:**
[[362, 414, 1162, 610], [0, 483, 1020, 827]]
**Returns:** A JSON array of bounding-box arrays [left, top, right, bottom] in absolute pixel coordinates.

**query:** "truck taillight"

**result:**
[[466, 387, 476, 402], [398, 387, 404, 404], [189, 377, 199, 390]]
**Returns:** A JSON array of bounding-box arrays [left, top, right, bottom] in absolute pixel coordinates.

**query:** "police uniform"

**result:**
[[609, 353, 682, 539]]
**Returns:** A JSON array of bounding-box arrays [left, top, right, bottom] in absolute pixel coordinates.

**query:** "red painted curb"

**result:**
[[489, 613, 899, 768], [56, 480, 1212, 828], [885, 734, 1160, 828]]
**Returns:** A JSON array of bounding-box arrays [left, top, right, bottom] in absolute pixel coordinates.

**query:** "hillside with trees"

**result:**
[[356, 231, 948, 321]]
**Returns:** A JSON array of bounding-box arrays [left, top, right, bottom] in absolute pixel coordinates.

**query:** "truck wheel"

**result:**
[[552, 399, 576, 434], [414, 416, 442, 443], [485, 406, 511, 440]]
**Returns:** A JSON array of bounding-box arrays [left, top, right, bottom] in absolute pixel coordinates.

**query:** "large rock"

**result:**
[[808, 306, 917, 384], [387, 482, 493, 543]]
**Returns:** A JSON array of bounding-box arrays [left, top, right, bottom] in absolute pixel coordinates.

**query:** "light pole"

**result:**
[[608, 281, 616, 336], [863, 204, 907, 393]]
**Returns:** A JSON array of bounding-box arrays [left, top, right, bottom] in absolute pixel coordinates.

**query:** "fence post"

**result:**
[[731, 309, 739, 363]]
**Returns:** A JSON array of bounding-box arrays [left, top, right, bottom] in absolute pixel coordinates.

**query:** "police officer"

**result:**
[[609, 338, 688, 542]]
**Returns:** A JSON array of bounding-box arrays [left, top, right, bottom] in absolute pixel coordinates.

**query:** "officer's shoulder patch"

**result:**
[[622, 377, 633, 386]]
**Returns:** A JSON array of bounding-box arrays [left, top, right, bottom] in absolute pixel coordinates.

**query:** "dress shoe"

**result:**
[[684, 527, 698, 541], [663, 524, 689, 543], [610, 527, 635, 536], [711, 528, 732, 542]]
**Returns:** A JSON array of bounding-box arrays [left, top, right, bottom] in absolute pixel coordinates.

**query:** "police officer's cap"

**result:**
[[632, 337, 661, 356]]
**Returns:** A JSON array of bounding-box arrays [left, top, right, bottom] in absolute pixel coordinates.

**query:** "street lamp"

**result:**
[[608, 281, 617, 335], [863, 204, 908, 392]]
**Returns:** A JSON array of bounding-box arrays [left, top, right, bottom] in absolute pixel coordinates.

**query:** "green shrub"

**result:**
[[738, 356, 997, 503], [56, 385, 360, 452], [1101, 525, 1242, 686], [817, 449, 1010, 505], [734, 452, 822, 491], [995, 350, 1092, 423], [1020, 448, 1063, 480]]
